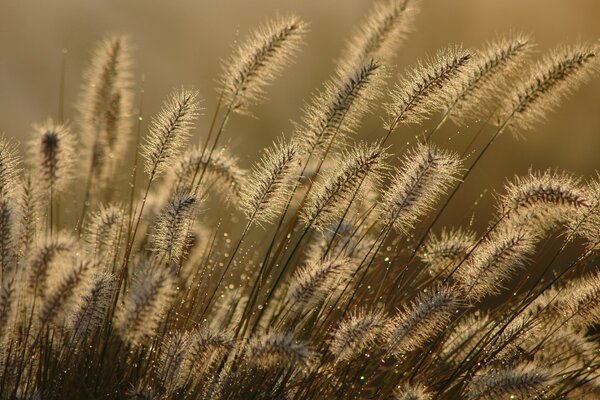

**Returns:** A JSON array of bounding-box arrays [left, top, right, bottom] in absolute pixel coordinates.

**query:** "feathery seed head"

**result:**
[[0, 282, 14, 342], [246, 332, 314, 370], [240, 138, 299, 224], [294, 60, 385, 157], [85, 204, 124, 259], [500, 170, 589, 230], [466, 363, 551, 400], [569, 178, 600, 251], [563, 271, 600, 328], [172, 146, 246, 204], [26, 233, 75, 297], [78, 35, 134, 178], [457, 225, 537, 301], [67, 272, 116, 337], [341, 0, 420, 70], [498, 42, 599, 133], [380, 143, 462, 233], [302, 142, 388, 230], [446, 32, 534, 125], [141, 88, 202, 177], [288, 256, 352, 310], [329, 308, 388, 364], [150, 193, 197, 263], [116, 263, 177, 345], [385, 45, 472, 131], [39, 258, 94, 326], [385, 285, 459, 356], [0, 137, 20, 199], [30, 120, 76, 193], [420, 227, 477, 277], [393, 383, 433, 400], [220, 15, 308, 115]]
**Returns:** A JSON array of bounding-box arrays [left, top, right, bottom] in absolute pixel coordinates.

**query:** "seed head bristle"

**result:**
[[498, 42, 599, 133], [116, 263, 177, 345], [150, 194, 197, 263], [446, 32, 534, 125], [393, 383, 433, 400], [141, 88, 202, 177], [302, 142, 387, 230], [240, 138, 299, 224], [67, 272, 116, 338], [220, 15, 308, 115], [245, 332, 313, 369], [465, 363, 551, 400], [329, 308, 388, 364], [39, 259, 93, 326], [0, 137, 20, 199], [78, 35, 134, 180], [563, 271, 600, 328], [420, 227, 477, 277], [288, 256, 351, 310], [341, 0, 420, 70], [385, 285, 459, 356], [294, 60, 384, 157], [500, 169, 589, 231], [380, 143, 461, 233], [85, 204, 124, 261], [30, 119, 76, 194], [456, 226, 537, 302], [171, 146, 246, 204], [385, 46, 472, 132]]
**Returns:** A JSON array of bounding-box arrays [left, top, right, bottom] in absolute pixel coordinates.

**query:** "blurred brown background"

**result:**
[[1, 0, 599, 228]]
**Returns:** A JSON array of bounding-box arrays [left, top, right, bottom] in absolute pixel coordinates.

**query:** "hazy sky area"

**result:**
[[1, 0, 599, 224]]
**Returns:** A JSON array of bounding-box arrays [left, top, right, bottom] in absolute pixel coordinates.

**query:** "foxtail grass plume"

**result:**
[[67, 272, 115, 337], [385, 285, 459, 355], [85, 204, 124, 263], [499, 170, 589, 230], [16, 174, 39, 256], [385, 46, 472, 132], [498, 42, 599, 132], [39, 259, 93, 326], [0, 282, 13, 342], [246, 332, 313, 369], [420, 227, 477, 277], [445, 33, 533, 125], [465, 364, 551, 400], [172, 146, 246, 203], [380, 143, 461, 233], [456, 226, 537, 301], [78, 35, 133, 180], [141, 89, 201, 178], [441, 312, 490, 363], [329, 308, 387, 364], [294, 60, 384, 157], [302, 142, 387, 230], [394, 383, 433, 400], [0, 137, 20, 199], [287, 256, 351, 310], [30, 120, 76, 194], [564, 271, 600, 328], [240, 138, 299, 224], [26, 234, 74, 297], [116, 264, 177, 345], [220, 15, 308, 115], [150, 193, 197, 263], [341, 0, 420, 70], [569, 178, 600, 251]]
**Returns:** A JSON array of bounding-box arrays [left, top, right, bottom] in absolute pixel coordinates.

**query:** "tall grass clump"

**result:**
[[1, 2, 600, 399]]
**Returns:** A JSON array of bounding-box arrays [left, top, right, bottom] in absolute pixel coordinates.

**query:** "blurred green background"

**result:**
[[1, 0, 599, 228]]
